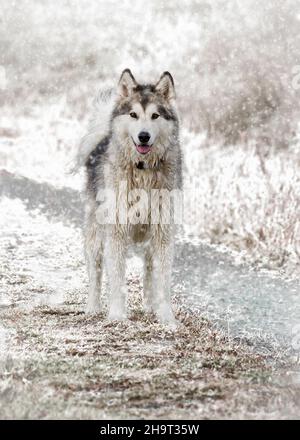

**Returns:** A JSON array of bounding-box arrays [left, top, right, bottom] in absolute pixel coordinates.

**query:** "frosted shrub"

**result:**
[[183, 130, 300, 275]]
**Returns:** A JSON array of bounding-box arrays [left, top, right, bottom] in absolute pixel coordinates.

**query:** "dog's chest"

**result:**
[[110, 159, 173, 244], [131, 165, 165, 189], [128, 223, 151, 244], [124, 166, 167, 244]]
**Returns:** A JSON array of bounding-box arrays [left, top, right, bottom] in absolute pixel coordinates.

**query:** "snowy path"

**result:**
[[1, 169, 299, 356]]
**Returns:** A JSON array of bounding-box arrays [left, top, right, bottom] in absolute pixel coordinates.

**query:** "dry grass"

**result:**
[[0, 281, 299, 420], [183, 137, 300, 276]]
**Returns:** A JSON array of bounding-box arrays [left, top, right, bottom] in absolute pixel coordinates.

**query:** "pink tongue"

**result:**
[[136, 145, 151, 154]]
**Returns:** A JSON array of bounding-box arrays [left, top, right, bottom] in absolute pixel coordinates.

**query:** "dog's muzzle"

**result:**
[[132, 137, 152, 155]]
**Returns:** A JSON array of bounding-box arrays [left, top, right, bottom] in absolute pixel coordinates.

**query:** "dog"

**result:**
[[80, 69, 182, 325]]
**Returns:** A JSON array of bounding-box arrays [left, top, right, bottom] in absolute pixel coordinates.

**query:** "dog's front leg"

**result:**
[[85, 222, 103, 314], [152, 238, 176, 326], [105, 229, 127, 320]]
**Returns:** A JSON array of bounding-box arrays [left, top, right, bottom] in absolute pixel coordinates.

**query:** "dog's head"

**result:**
[[111, 69, 178, 161]]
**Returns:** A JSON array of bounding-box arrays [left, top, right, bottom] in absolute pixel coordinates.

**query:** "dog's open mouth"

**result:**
[[136, 144, 152, 154], [132, 138, 152, 155]]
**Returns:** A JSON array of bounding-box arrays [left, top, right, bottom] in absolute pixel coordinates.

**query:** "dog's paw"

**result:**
[[107, 310, 127, 321], [143, 300, 155, 314], [158, 316, 178, 329], [85, 302, 102, 315], [108, 303, 127, 321], [156, 304, 177, 329]]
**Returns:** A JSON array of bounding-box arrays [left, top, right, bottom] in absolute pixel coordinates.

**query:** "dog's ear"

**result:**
[[155, 71, 176, 101], [118, 69, 137, 98]]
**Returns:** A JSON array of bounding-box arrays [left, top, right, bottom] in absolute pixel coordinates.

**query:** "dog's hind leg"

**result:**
[[143, 249, 154, 313], [85, 222, 103, 314], [105, 229, 127, 321], [152, 238, 176, 326]]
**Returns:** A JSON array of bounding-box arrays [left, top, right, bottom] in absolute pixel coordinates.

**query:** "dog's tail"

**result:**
[[71, 85, 117, 173]]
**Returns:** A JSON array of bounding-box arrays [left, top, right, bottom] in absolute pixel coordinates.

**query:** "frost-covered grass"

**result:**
[[2, 301, 298, 419], [1, 0, 300, 144], [0, 0, 299, 276], [183, 131, 300, 276]]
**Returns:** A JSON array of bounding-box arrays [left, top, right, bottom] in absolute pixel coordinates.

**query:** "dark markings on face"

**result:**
[[157, 104, 177, 121], [112, 83, 178, 122], [133, 85, 156, 110], [140, 93, 152, 110], [134, 84, 156, 94]]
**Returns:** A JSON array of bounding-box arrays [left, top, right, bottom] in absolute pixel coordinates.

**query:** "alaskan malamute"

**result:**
[[80, 69, 182, 325]]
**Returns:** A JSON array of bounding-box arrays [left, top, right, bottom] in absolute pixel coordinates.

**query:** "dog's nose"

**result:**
[[138, 131, 151, 144]]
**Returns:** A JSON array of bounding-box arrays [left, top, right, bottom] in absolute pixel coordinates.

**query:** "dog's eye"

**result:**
[[130, 112, 138, 119], [151, 113, 160, 120]]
